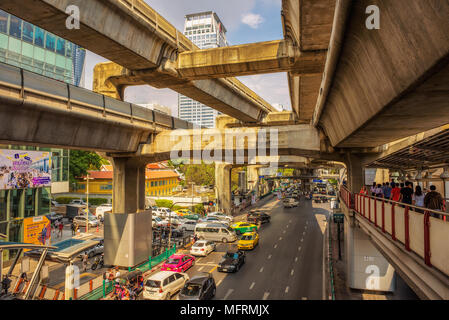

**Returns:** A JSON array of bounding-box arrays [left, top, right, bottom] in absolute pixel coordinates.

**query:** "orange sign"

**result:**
[[23, 216, 51, 246]]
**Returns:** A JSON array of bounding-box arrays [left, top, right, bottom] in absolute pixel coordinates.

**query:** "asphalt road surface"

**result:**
[[173, 196, 329, 300]]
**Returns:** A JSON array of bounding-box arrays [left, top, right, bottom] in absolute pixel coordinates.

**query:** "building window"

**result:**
[[22, 21, 34, 44], [10, 189, 22, 219], [34, 27, 44, 47], [45, 32, 56, 52], [9, 16, 21, 39], [0, 190, 7, 223], [0, 11, 8, 34], [56, 38, 65, 55]]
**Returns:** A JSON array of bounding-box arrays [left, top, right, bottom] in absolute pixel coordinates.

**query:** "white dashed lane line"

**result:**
[[303, 231, 306, 235], [198, 266, 204, 271], [285, 286, 290, 293], [259, 267, 264, 273], [274, 244, 278, 249], [279, 237, 283, 241], [294, 257, 298, 262], [263, 292, 270, 300], [249, 282, 255, 290], [283, 230, 286, 234], [223, 289, 234, 300], [290, 269, 294, 276], [298, 246, 301, 251], [267, 254, 272, 260]]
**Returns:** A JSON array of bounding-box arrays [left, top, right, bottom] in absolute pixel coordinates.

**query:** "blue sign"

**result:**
[[313, 179, 323, 183]]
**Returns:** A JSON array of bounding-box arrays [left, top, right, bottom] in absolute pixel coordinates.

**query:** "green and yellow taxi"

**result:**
[[230, 222, 258, 235], [237, 232, 259, 250], [176, 209, 192, 217]]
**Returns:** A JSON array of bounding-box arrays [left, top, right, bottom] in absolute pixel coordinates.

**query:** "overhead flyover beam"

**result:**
[[0, 0, 275, 122], [176, 40, 326, 80]]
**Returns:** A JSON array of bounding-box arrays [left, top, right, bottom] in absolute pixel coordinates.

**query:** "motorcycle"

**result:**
[[91, 254, 104, 270]]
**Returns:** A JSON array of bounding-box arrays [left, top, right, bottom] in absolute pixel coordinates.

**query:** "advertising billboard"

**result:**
[[23, 216, 51, 246], [0, 149, 51, 190]]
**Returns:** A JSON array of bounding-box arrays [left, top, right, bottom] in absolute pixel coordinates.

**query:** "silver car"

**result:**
[[73, 215, 99, 227]]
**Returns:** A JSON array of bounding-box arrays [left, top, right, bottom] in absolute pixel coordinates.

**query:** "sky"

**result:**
[[83, 0, 291, 116]]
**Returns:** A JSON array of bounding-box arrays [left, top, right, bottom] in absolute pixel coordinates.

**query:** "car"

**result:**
[[194, 223, 237, 243], [200, 216, 230, 226], [176, 209, 192, 216], [78, 241, 104, 258], [190, 240, 215, 257], [143, 271, 189, 300], [178, 273, 216, 300], [230, 222, 258, 235], [207, 212, 234, 223], [73, 215, 99, 227], [161, 217, 182, 228], [70, 199, 87, 206], [95, 203, 112, 220], [321, 196, 328, 203], [217, 249, 245, 273], [180, 220, 196, 232], [184, 214, 201, 221], [283, 198, 299, 208], [51, 200, 62, 207], [161, 254, 195, 272], [237, 232, 259, 250], [152, 216, 164, 228], [246, 211, 271, 224], [156, 225, 184, 238], [46, 212, 63, 225]]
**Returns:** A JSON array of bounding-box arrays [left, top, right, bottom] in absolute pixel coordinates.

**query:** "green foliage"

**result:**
[[155, 199, 174, 208], [328, 179, 338, 185], [82, 198, 108, 206], [193, 203, 204, 214], [55, 197, 79, 204], [69, 150, 105, 184]]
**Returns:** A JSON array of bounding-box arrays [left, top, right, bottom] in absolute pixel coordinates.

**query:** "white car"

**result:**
[[190, 240, 216, 257], [95, 203, 112, 220], [154, 207, 171, 216], [73, 215, 99, 227], [143, 271, 189, 300], [180, 220, 196, 232], [283, 198, 299, 208], [70, 199, 87, 206], [199, 216, 230, 226], [152, 216, 164, 228], [208, 212, 234, 223]]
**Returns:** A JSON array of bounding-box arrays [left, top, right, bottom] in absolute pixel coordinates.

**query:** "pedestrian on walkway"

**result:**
[[82, 252, 89, 272], [71, 221, 76, 236], [114, 267, 121, 284], [424, 185, 444, 218], [389, 182, 401, 202], [1, 275, 11, 295], [400, 181, 414, 206], [58, 220, 64, 238], [374, 184, 384, 198], [359, 186, 368, 195], [370, 182, 377, 196], [382, 182, 392, 199], [412, 185, 425, 213]]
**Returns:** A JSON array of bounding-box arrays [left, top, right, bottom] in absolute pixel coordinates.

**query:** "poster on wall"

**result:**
[[0, 149, 51, 190], [23, 216, 51, 246]]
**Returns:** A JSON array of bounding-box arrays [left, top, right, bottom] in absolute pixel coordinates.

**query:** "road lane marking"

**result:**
[[283, 230, 286, 234], [289, 220, 292, 223], [285, 286, 289, 293], [249, 282, 255, 290], [259, 267, 264, 273], [286, 225, 289, 228], [303, 231, 306, 235], [267, 254, 272, 260], [198, 266, 204, 271], [306, 221, 309, 225], [216, 279, 223, 287], [274, 244, 278, 249], [208, 265, 218, 273], [291, 269, 294, 276], [263, 292, 270, 300], [298, 246, 301, 251], [300, 238, 304, 242], [223, 289, 234, 300], [279, 237, 283, 241], [295, 257, 298, 262]]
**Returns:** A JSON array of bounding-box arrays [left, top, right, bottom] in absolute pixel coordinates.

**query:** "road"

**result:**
[[172, 196, 329, 300]]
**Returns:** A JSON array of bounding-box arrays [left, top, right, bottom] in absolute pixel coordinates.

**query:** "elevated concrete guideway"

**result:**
[[0, 0, 275, 122]]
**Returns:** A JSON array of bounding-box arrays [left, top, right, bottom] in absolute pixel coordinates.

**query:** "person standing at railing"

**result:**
[[424, 185, 444, 218], [374, 184, 384, 198], [360, 186, 368, 195], [389, 182, 401, 202], [370, 182, 377, 196], [400, 181, 413, 206], [382, 182, 392, 199], [412, 185, 425, 213]]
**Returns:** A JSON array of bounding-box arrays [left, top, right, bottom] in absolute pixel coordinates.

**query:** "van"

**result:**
[[143, 271, 189, 300], [194, 223, 237, 243]]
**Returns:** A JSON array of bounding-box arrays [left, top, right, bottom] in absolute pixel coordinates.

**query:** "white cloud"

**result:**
[[241, 13, 265, 29]]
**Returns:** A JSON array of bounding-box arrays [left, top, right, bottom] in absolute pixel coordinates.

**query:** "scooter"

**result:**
[[91, 254, 104, 270]]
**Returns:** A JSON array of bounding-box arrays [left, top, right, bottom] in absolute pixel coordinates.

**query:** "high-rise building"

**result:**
[[178, 11, 229, 128], [0, 10, 80, 258]]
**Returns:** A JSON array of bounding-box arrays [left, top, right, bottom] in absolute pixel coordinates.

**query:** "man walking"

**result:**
[[82, 252, 89, 272], [424, 185, 444, 218], [382, 182, 392, 199], [58, 220, 64, 238], [400, 181, 414, 206]]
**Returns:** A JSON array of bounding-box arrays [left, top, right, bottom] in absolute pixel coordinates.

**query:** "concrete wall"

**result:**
[[104, 211, 152, 268]]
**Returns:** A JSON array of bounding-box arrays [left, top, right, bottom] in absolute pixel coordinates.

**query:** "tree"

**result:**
[[69, 150, 105, 183]]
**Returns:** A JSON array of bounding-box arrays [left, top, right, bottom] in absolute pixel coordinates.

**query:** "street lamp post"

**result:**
[[84, 173, 93, 234]]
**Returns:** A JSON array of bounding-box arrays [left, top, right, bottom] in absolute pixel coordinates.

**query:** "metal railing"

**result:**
[[339, 185, 449, 278]]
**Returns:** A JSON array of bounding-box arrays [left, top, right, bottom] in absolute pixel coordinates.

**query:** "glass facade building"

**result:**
[[0, 10, 77, 260], [0, 9, 85, 86], [178, 12, 229, 128]]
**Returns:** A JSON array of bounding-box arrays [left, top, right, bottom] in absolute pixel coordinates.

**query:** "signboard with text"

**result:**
[[0, 149, 51, 190], [23, 216, 51, 247]]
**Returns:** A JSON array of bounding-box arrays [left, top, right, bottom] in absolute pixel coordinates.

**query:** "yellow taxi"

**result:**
[[176, 209, 192, 216], [237, 231, 259, 250]]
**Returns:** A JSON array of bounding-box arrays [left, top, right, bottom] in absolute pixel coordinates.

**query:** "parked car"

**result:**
[[190, 240, 215, 257], [70, 199, 87, 206], [73, 215, 99, 227], [230, 222, 258, 235], [199, 216, 230, 226], [143, 271, 189, 300], [283, 198, 299, 208], [152, 216, 164, 228], [176, 209, 192, 216], [207, 212, 234, 223], [95, 203, 112, 220], [78, 241, 104, 258], [46, 212, 63, 225], [161, 254, 195, 272], [155, 225, 184, 238], [184, 214, 201, 221], [217, 249, 245, 273], [178, 273, 216, 300], [246, 211, 271, 224], [180, 220, 196, 232]]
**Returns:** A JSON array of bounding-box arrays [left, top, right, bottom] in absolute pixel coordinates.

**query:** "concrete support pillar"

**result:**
[[215, 163, 232, 215], [111, 157, 147, 214], [345, 153, 364, 193], [247, 166, 260, 197]]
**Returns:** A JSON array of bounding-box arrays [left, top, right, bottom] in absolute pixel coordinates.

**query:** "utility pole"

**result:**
[[84, 173, 91, 234]]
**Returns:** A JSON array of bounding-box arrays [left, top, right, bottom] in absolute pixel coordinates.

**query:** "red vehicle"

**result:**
[[160, 254, 195, 273]]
